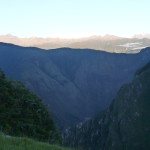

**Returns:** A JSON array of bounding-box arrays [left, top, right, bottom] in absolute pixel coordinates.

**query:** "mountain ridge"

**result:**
[[63, 61, 150, 150], [1, 34, 150, 53], [0, 42, 150, 129]]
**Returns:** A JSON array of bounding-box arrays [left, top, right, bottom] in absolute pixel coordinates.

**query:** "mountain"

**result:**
[[68, 36, 150, 53], [0, 34, 75, 49], [1, 34, 150, 53], [0, 70, 60, 143], [0, 42, 150, 129], [63, 62, 150, 150], [133, 33, 150, 39]]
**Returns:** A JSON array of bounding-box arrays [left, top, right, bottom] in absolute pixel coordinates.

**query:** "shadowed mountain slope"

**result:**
[[63, 62, 150, 150], [0, 42, 150, 129]]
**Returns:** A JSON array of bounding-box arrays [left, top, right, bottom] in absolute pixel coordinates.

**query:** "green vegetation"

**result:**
[[0, 70, 61, 144], [0, 135, 70, 150]]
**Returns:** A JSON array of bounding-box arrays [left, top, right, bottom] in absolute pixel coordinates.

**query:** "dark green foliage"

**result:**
[[0, 71, 61, 144], [0, 70, 5, 78]]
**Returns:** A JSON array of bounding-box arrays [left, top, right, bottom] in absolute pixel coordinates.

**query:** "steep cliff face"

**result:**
[[64, 62, 150, 150], [0, 42, 150, 129]]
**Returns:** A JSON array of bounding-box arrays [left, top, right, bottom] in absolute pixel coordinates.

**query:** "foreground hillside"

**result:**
[[0, 135, 70, 150], [64, 62, 150, 150], [0, 70, 60, 143]]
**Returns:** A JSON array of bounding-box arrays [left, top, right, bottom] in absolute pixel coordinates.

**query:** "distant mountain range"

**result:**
[[1, 34, 150, 53], [63, 61, 150, 150], [0, 42, 150, 130], [133, 33, 150, 39]]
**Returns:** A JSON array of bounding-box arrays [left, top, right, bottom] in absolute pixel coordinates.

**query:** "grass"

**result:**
[[0, 135, 71, 150]]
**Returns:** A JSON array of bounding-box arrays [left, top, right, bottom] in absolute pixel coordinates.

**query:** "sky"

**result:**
[[0, 0, 150, 38]]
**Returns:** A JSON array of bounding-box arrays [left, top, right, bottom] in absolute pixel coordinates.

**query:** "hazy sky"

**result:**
[[0, 0, 150, 38]]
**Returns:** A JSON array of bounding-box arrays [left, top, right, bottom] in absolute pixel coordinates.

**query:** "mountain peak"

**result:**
[[133, 33, 150, 39], [0, 34, 18, 39]]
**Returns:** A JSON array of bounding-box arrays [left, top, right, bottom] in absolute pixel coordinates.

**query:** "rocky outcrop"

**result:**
[[63, 62, 150, 150]]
